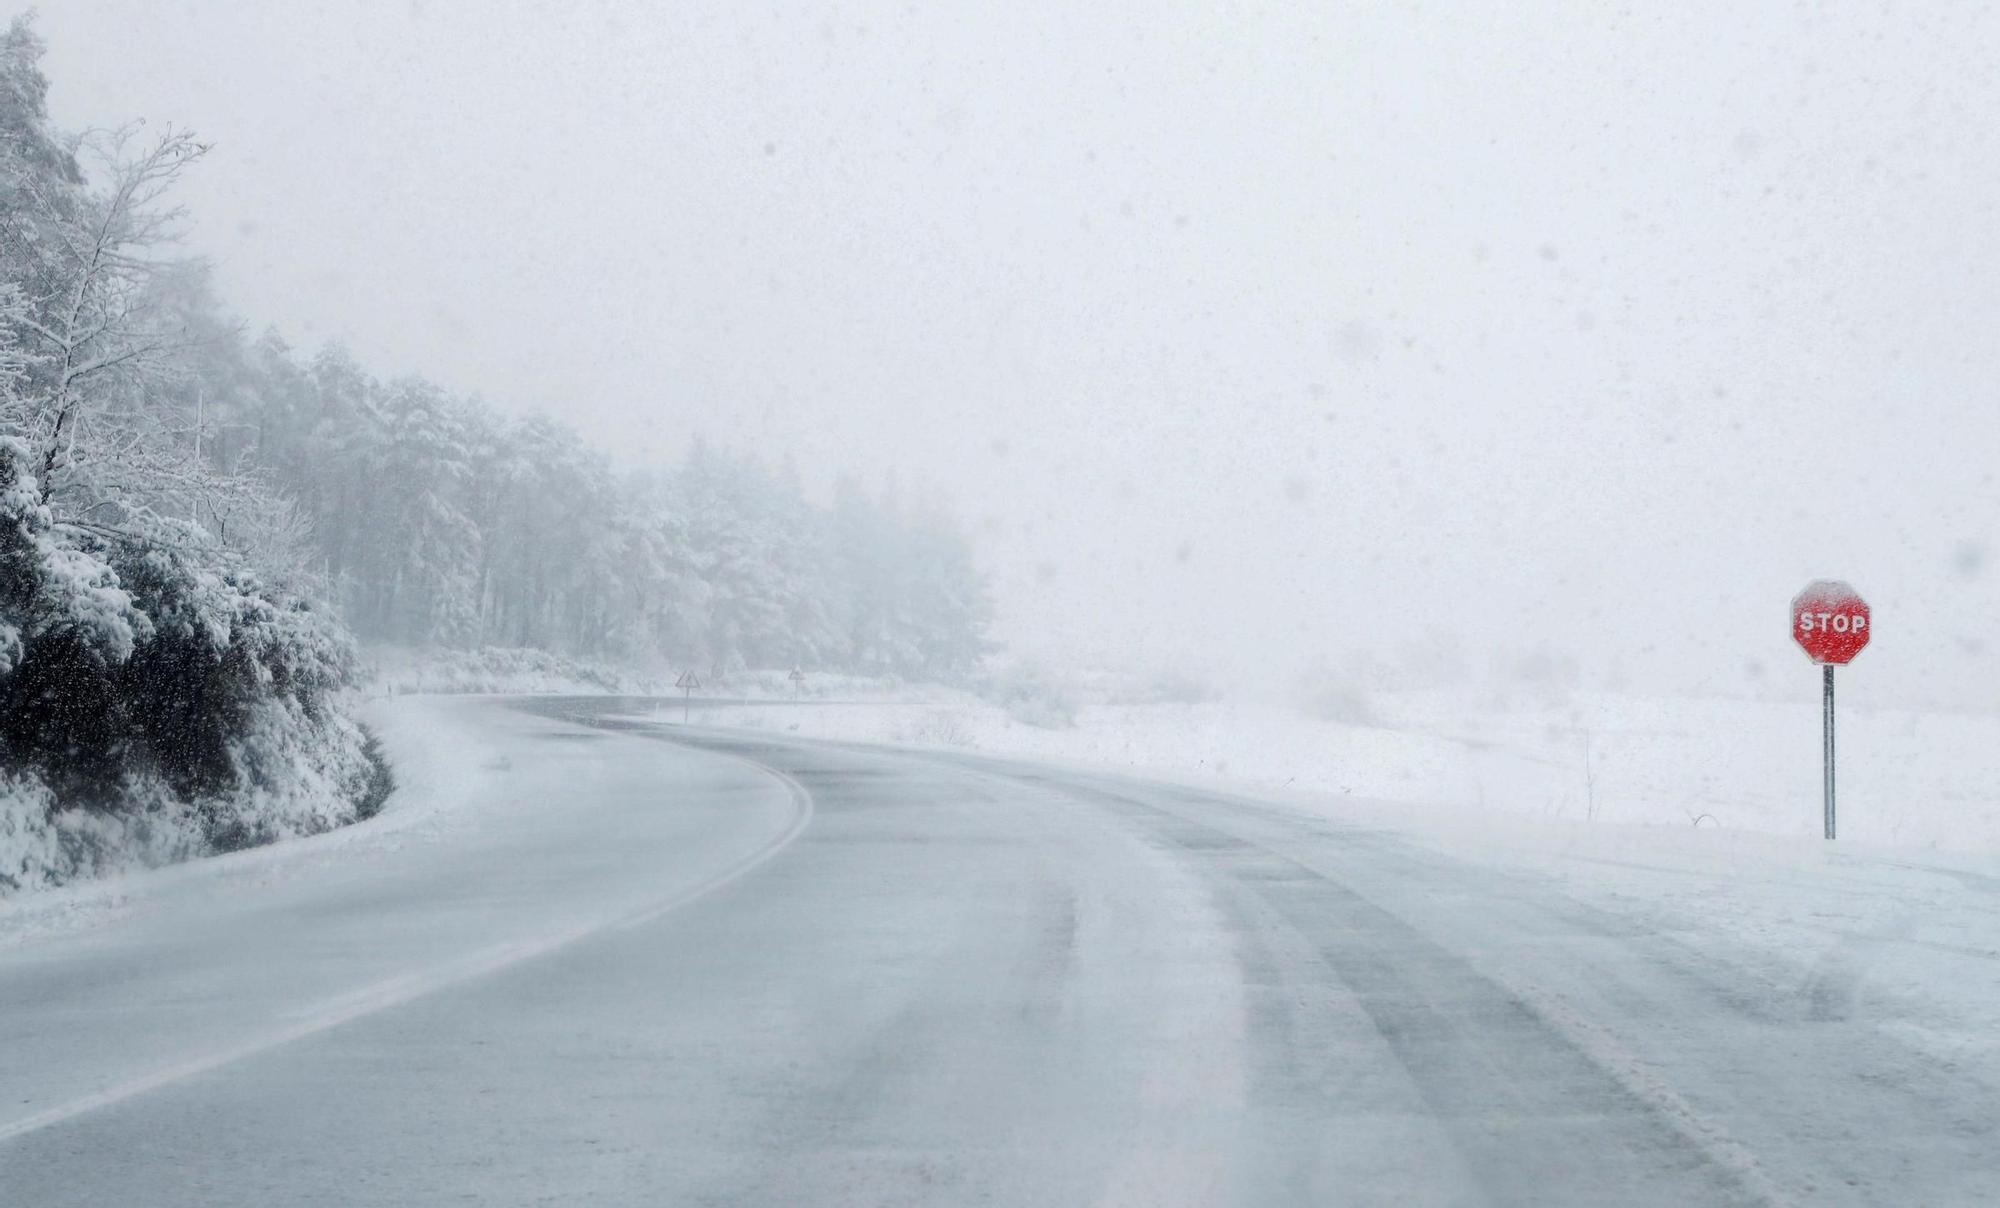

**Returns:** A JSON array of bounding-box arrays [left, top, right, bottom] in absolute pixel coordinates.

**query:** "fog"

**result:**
[[16, 10, 2000, 1194], [40, 2, 2000, 706]]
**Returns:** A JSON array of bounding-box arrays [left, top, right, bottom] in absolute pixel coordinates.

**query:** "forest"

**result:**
[[0, 16, 989, 890]]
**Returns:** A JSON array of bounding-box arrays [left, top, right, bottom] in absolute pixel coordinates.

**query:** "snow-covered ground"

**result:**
[[693, 688, 2000, 853]]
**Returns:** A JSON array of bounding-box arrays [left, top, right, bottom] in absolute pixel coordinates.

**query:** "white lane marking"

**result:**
[[0, 750, 813, 1146]]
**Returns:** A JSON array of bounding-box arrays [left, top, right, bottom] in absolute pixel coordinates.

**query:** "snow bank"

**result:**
[[696, 668, 949, 701], [363, 645, 951, 702], [361, 645, 640, 696]]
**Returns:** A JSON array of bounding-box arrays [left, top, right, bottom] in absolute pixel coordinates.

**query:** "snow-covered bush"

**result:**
[[112, 522, 381, 850], [0, 438, 151, 800], [0, 769, 63, 893], [0, 768, 210, 894], [0, 440, 387, 892]]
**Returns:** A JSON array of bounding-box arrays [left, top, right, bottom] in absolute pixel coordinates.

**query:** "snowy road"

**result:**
[[2, 697, 1996, 1205]]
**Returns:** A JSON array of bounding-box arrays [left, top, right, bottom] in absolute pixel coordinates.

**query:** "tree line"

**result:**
[[229, 338, 992, 679], [1, 13, 989, 682]]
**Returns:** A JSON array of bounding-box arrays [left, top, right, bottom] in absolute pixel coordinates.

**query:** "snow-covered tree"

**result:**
[[0, 18, 383, 892]]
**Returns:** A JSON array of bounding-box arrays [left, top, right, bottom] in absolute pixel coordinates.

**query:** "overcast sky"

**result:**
[[36, 2, 2000, 704]]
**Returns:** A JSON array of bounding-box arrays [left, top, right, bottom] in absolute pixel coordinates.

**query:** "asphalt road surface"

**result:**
[[2, 696, 1993, 1205]]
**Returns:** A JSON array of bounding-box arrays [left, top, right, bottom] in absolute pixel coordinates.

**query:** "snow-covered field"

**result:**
[[693, 688, 2000, 853]]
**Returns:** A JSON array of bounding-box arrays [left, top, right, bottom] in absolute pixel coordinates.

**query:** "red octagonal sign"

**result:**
[[1792, 580, 1870, 665]]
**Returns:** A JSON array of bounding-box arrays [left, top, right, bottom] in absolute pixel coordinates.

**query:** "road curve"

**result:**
[[2, 695, 1994, 1205]]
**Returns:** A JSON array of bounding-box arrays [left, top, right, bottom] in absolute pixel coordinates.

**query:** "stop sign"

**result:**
[[1792, 580, 1870, 665]]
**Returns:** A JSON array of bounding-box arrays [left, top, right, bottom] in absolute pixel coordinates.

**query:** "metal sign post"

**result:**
[[1791, 581, 1869, 841], [675, 669, 701, 723], [1822, 663, 1836, 841]]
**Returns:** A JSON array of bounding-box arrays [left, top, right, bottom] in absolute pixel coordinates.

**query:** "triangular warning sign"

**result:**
[[676, 669, 701, 690]]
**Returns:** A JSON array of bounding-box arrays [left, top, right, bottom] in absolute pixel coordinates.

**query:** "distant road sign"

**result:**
[[1792, 581, 1871, 665], [676, 669, 701, 691]]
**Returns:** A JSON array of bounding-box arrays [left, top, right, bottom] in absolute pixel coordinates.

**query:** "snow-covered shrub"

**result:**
[[0, 769, 62, 893], [0, 440, 385, 892], [112, 525, 376, 850], [0, 438, 152, 802], [0, 765, 220, 894]]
